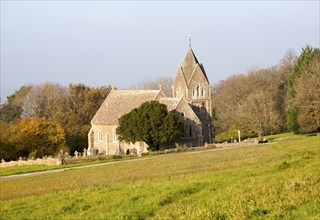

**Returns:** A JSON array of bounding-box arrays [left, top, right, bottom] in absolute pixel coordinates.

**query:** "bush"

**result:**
[[112, 155, 123, 160], [28, 150, 40, 159], [215, 130, 238, 143]]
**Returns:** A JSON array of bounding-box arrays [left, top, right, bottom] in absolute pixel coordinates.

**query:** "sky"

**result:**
[[1, 1, 319, 103]]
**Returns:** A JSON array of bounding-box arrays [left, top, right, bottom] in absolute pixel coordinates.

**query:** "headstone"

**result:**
[[74, 151, 79, 158], [83, 148, 87, 157], [1, 159, 5, 163], [19, 157, 23, 161], [64, 152, 70, 158]]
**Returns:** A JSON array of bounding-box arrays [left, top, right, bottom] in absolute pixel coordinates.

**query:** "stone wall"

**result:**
[[0, 157, 60, 168]]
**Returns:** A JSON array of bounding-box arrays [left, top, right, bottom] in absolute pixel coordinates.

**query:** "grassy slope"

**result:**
[[0, 133, 319, 219]]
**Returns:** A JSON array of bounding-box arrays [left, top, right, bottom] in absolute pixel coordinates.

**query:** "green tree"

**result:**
[[117, 101, 184, 151]]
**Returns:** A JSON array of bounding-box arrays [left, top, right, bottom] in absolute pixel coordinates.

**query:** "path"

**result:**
[[0, 143, 264, 181]]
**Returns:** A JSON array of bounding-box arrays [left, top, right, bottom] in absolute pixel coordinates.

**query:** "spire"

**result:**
[[181, 48, 199, 81]]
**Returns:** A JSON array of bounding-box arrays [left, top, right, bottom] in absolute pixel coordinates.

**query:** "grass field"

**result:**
[[0, 156, 140, 177], [0, 133, 319, 219]]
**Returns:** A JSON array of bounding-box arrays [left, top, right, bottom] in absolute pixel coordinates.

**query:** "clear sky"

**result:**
[[1, 1, 319, 103]]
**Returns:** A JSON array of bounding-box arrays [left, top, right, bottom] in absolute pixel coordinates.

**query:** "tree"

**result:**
[[293, 53, 320, 133], [64, 84, 111, 153], [0, 118, 66, 160], [129, 77, 174, 97], [20, 82, 110, 153], [117, 101, 184, 151], [287, 45, 320, 133], [0, 85, 32, 122]]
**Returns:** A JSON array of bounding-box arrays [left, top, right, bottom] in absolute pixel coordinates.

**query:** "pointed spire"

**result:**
[[181, 48, 199, 81], [188, 34, 192, 48]]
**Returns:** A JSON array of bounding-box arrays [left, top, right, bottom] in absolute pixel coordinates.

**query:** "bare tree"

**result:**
[[129, 77, 174, 97]]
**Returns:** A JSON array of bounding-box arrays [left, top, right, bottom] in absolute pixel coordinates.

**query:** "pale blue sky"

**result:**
[[1, 1, 319, 103]]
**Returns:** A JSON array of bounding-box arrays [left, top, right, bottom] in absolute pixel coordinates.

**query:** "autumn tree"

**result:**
[[64, 84, 111, 153], [117, 101, 184, 151], [293, 52, 320, 133], [0, 85, 32, 122], [22, 82, 67, 119], [212, 50, 295, 139], [287, 45, 320, 133], [0, 118, 66, 160]]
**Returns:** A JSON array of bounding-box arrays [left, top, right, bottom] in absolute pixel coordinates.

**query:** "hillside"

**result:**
[[0, 133, 319, 219]]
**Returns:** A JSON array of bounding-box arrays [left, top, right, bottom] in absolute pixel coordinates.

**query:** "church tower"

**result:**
[[173, 47, 213, 144]]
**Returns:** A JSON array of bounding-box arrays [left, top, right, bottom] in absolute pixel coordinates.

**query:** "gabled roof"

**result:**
[[91, 90, 164, 125], [173, 66, 188, 88], [187, 64, 210, 86]]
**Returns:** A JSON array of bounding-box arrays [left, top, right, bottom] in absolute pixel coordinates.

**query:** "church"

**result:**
[[88, 47, 212, 155]]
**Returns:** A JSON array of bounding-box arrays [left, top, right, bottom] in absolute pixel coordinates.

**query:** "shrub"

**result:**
[[28, 150, 40, 159], [112, 155, 123, 160]]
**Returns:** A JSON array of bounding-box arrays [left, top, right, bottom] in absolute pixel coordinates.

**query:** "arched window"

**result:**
[[197, 84, 200, 96], [113, 128, 118, 143], [201, 88, 204, 96], [98, 129, 102, 141]]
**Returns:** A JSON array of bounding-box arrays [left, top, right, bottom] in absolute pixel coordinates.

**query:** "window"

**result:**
[[197, 85, 200, 96], [189, 126, 192, 138], [98, 129, 102, 141], [113, 128, 118, 143], [201, 88, 204, 96]]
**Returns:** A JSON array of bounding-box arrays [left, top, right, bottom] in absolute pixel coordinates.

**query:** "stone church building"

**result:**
[[88, 47, 212, 155]]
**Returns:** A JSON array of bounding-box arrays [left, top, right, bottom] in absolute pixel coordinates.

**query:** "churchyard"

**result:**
[[0, 132, 319, 219]]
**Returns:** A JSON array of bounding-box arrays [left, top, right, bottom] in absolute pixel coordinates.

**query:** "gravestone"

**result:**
[[83, 148, 87, 157], [64, 152, 70, 158], [74, 151, 79, 158]]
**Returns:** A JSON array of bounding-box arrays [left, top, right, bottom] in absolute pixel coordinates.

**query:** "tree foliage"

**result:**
[[212, 50, 296, 138], [293, 52, 320, 133], [0, 83, 110, 160], [117, 101, 184, 151], [0, 85, 31, 122], [287, 45, 320, 133], [0, 118, 66, 161]]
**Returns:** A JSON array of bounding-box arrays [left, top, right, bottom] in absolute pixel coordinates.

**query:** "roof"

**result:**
[[158, 97, 182, 111], [91, 90, 163, 125]]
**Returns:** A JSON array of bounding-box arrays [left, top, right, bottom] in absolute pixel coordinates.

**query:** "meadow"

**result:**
[[0, 133, 319, 219]]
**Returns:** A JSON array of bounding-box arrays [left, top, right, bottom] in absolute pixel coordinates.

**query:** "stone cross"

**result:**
[[83, 148, 87, 157]]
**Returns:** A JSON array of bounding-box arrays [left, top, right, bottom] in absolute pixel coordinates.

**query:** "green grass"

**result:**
[[0, 133, 319, 219], [0, 156, 140, 176]]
